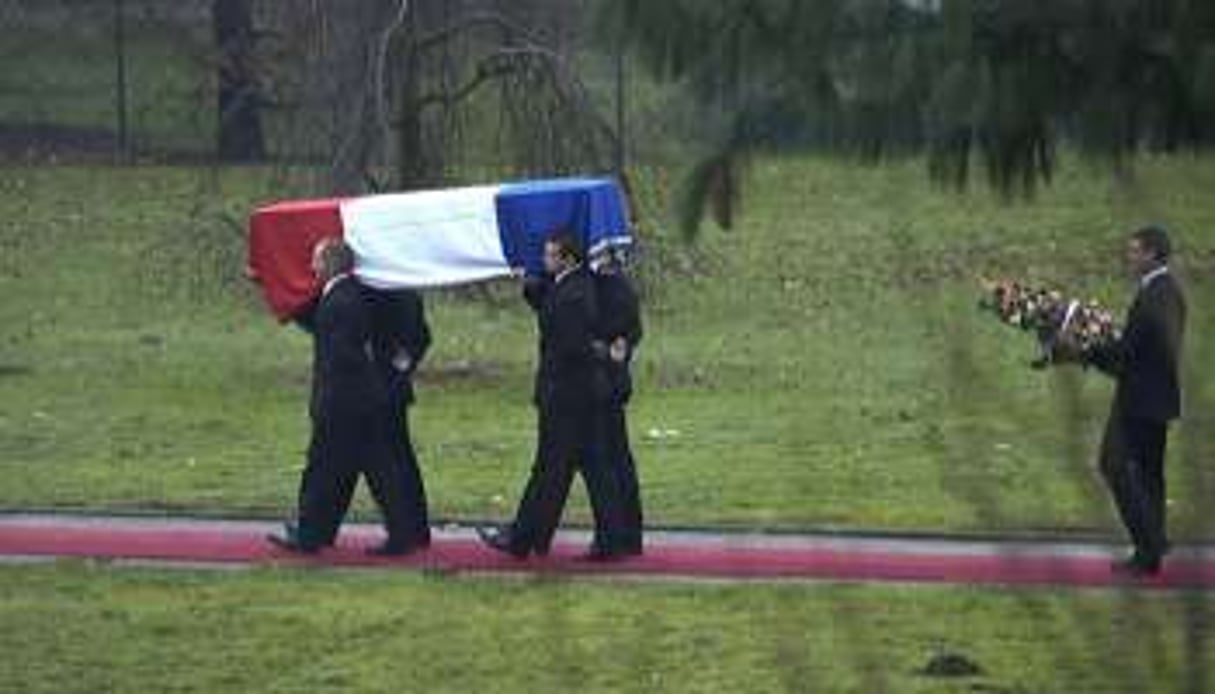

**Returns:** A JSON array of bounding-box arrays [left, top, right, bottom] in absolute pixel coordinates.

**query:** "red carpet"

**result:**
[[2, 516, 1213, 589]]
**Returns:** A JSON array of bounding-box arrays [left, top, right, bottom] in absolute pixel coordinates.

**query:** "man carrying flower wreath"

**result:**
[[1057, 224, 1187, 577]]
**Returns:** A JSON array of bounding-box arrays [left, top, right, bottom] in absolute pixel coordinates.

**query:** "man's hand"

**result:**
[[609, 337, 629, 363], [1049, 335, 1085, 365], [391, 349, 413, 373]]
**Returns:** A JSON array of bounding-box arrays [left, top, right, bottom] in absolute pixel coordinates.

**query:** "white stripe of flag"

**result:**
[[340, 184, 513, 289]]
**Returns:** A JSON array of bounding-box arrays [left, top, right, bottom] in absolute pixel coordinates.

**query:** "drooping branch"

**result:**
[[411, 46, 617, 148], [412, 52, 520, 111], [373, 0, 411, 152], [313, 1, 627, 191], [413, 11, 547, 55], [330, 0, 410, 193]]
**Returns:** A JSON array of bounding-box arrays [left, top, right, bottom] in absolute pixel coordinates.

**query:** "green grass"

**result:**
[[0, 561, 1212, 693], [1, 156, 1214, 539]]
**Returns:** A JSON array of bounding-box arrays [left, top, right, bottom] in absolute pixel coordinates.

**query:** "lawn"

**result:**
[[0, 561, 1212, 693], [0, 155, 1213, 539]]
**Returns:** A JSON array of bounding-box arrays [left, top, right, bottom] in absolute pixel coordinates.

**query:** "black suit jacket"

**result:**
[[362, 286, 431, 406], [593, 271, 643, 405], [529, 268, 598, 411], [1086, 272, 1186, 422], [309, 276, 386, 422]]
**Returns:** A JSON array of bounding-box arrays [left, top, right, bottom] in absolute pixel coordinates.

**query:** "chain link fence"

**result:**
[[0, 0, 216, 161]]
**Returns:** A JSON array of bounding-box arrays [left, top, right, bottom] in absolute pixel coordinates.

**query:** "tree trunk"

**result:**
[[395, 0, 441, 190], [214, 0, 265, 162], [395, 35, 428, 189], [327, 0, 399, 193]]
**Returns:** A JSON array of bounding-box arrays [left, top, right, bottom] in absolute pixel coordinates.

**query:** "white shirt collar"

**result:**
[[1140, 265, 1169, 289], [322, 272, 351, 297]]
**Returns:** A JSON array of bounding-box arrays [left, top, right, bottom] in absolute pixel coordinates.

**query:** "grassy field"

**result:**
[[1, 156, 1214, 538], [0, 561, 1210, 693]]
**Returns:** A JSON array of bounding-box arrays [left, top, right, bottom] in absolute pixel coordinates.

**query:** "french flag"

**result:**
[[247, 177, 632, 320]]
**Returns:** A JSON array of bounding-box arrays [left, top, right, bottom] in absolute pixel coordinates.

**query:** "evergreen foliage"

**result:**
[[601, 0, 1215, 237]]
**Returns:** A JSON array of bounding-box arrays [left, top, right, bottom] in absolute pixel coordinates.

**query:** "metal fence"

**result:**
[[0, 0, 633, 180], [0, 0, 216, 161]]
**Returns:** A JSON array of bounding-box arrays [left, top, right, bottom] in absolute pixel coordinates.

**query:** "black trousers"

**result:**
[[296, 406, 417, 547], [382, 393, 430, 542], [1099, 412, 1169, 560], [508, 404, 627, 554], [595, 405, 643, 551]]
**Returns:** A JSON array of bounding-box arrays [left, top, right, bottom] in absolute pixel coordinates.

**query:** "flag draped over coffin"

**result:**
[[246, 177, 632, 320]]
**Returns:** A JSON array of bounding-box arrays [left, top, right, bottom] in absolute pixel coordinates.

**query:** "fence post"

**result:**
[[113, 0, 131, 162]]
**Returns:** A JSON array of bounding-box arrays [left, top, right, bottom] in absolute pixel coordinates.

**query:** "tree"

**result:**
[[296, 0, 618, 192], [600, 0, 1215, 238], [384, 0, 619, 190], [214, 0, 266, 162], [232, 0, 619, 194]]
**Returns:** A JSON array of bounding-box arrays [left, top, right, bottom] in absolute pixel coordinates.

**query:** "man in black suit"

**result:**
[[289, 287, 432, 550], [361, 287, 432, 547], [589, 246, 644, 556], [1074, 225, 1186, 576], [268, 238, 421, 556], [477, 232, 628, 560]]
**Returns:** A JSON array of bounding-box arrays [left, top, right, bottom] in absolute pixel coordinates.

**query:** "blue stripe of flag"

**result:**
[[495, 177, 631, 276]]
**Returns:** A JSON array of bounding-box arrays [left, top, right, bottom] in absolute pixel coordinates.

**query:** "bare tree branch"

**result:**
[[411, 46, 619, 157], [374, 0, 410, 156], [413, 11, 546, 54], [331, 0, 408, 193], [412, 55, 518, 111]]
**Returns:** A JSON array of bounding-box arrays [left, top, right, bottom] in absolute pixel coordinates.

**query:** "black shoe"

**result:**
[[587, 538, 643, 560], [477, 525, 528, 559], [1111, 553, 1161, 577], [581, 545, 633, 562], [283, 521, 337, 548], [365, 540, 424, 557], [266, 523, 321, 554], [619, 538, 644, 557]]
